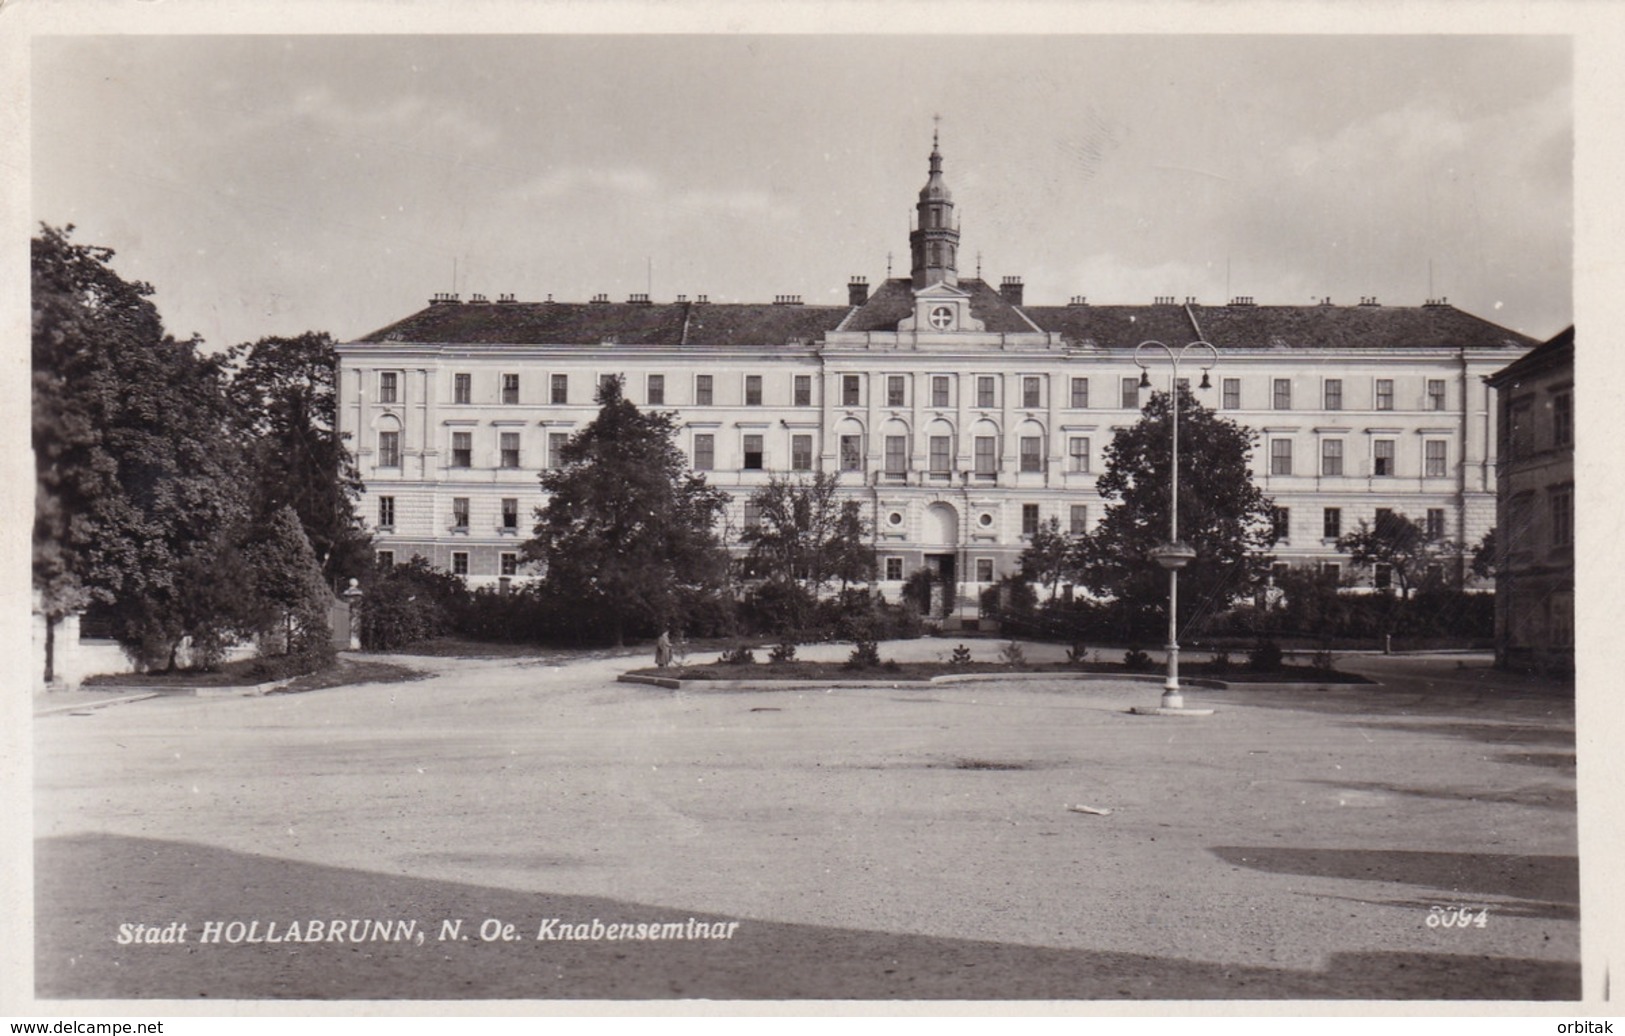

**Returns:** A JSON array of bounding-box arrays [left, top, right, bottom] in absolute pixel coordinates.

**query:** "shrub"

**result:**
[[846, 639, 882, 669], [1208, 649, 1233, 673], [950, 643, 973, 665], [1123, 648, 1155, 672], [1248, 639, 1285, 671], [1066, 642, 1089, 664], [718, 644, 757, 666], [1309, 644, 1338, 672], [999, 640, 1028, 667], [769, 640, 797, 664]]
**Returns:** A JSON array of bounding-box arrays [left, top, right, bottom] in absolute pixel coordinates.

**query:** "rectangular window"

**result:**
[[1270, 439, 1293, 476], [377, 430, 400, 468], [1374, 439, 1395, 476], [1070, 504, 1089, 535], [500, 553, 518, 577], [599, 373, 618, 397], [452, 551, 469, 576], [1322, 562, 1341, 583], [1122, 377, 1140, 410], [502, 373, 520, 405], [550, 374, 568, 405], [451, 431, 472, 468], [1221, 377, 1240, 410], [743, 501, 762, 530], [1507, 399, 1534, 460], [791, 434, 813, 471], [694, 434, 715, 471], [1070, 377, 1089, 409], [932, 376, 950, 408], [1272, 378, 1292, 410], [842, 375, 861, 407], [452, 497, 470, 530], [1424, 440, 1447, 478], [377, 550, 395, 568], [453, 373, 471, 405], [885, 557, 904, 581], [1019, 436, 1043, 473], [1375, 507, 1394, 529], [1022, 504, 1040, 536], [1321, 438, 1344, 476], [887, 376, 905, 407], [1272, 506, 1290, 542], [793, 375, 811, 407], [977, 376, 996, 409], [1323, 507, 1341, 540], [743, 434, 764, 470], [1069, 436, 1090, 473], [647, 374, 665, 406], [1553, 392, 1573, 448], [1023, 376, 1041, 408], [502, 497, 518, 531], [1374, 563, 1392, 591], [975, 558, 995, 583], [1552, 487, 1573, 548], [1376, 379, 1394, 411], [547, 432, 568, 470], [378, 495, 395, 528], [745, 375, 763, 407], [1426, 508, 1446, 540], [379, 371, 399, 404], [885, 435, 907, 475], [1428, 379, 1446, 411], [929, 435, 951, 475], [974, 436, 997, 476], [695, 375, 714, 406], [1324, 379, 1342, 411], [839, 434, 863, 472], [500, 432, 520, 469]]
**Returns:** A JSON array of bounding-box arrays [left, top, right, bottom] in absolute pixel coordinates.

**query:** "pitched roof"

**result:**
[[1026, 303, 1538, 351], [354, 294, 1536, 353], [357, 300, 850, 348], [1485, 325, 1573, 387]]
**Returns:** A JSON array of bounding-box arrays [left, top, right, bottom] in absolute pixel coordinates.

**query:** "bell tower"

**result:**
[[909, 129, 959, 291]]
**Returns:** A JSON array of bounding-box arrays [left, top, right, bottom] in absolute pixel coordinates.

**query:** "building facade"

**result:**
[[1485, 327, 1574, 673], [336, 140, 1536, 617]]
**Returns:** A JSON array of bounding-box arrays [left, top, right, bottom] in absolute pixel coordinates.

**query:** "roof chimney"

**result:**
[[999, 275, 1024, 306], [627, 292, 651, 305], [848, 276, 869, 307], [590, 293, 610, 304]]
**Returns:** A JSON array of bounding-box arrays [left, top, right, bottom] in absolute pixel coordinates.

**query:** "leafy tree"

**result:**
[[523, 377, 731, 646], [1470, 527, 1499, 582], [739, 472, 876, 595], [229, 332, 371, 584], [32, 224, 251, 674], [1072, 386, 1277, 636], [1019, 516, 1072, 600], [1336, 511, 1456, 600]]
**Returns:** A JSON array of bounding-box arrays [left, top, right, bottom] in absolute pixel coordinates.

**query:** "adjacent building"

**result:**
[[336, 139, 1538, 621], [1485, 327, 1574, 673]]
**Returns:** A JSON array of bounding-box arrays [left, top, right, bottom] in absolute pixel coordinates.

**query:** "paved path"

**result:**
[[31, 643, 1578, 1001]]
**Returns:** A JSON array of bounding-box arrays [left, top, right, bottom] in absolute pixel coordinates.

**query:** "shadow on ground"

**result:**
[[37, 834, 1577, 1001], [1211, 845, 1579, 921]]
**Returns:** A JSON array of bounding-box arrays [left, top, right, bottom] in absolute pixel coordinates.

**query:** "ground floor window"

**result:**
[[500, 553, 518, 576], [885, 556, 904, 581], [975, 558, 994, 582], [452, 551, 469, 576]]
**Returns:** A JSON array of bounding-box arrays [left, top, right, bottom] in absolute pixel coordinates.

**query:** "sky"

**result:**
[[31, 33, 1572, 350]]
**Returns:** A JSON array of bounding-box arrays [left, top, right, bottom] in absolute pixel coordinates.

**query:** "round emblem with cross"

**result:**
[[928, 305, 955, 330]]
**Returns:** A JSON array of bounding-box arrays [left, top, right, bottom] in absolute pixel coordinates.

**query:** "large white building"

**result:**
[[336, 139, 1536, 617]]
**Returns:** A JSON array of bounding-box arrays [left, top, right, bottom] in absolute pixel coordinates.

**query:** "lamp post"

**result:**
[[1133, 340, 1218, 711]]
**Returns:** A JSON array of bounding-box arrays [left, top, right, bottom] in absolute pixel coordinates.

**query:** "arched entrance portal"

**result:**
[[921, 502, 959, 617]]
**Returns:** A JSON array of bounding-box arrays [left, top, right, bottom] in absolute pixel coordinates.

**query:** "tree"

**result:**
[[247, 505, 336, 657], [1470, 527, 1499, 582], [739, 472, 875, 594], [32, 224, 251, 674], [229, 332, 371, 584], [1336, 511, 1455, 600], [1019, 516, 1072, 600], [1073, 386, 1277, 636], [523, 377, 731, 646]]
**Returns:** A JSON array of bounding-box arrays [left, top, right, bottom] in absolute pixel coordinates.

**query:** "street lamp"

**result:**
[[1133, 339, 1218, 712]]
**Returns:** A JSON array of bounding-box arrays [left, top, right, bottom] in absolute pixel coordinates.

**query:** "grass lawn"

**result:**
[[629, 659, 1371, 684], [83, 655, 428, 691]]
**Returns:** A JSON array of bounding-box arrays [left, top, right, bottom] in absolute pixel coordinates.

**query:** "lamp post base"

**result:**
[[1129, 705, 1216, 717]]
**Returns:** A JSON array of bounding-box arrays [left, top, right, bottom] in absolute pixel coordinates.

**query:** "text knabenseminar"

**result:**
[[115, 917, 742, 945]]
